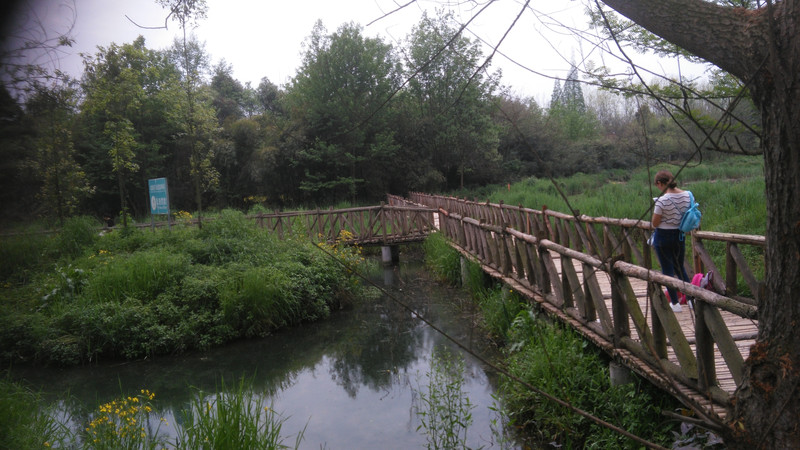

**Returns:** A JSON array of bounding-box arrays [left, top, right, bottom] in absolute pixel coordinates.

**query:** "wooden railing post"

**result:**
[[725, 241, 737, 296], [609, 269, 631, 348], [695, 300, 717, 391], [648, 281, 668, 359]]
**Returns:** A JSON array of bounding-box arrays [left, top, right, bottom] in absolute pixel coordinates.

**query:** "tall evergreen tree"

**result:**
[[403, 10, 501, 190], [286, 21, 402, 203], [25, 83, 93, 224]]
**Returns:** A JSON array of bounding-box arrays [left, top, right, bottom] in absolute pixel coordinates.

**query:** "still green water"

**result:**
[[11, 256, 517, 448]]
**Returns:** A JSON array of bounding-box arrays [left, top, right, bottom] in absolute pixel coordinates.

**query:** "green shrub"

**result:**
[[55, 215, 100, 260], [476, 286, 525, 341], [220, 267, 299, 336], [423, 232, 462, 285], [0, 208, 369, 366], [0, 233, 53, 283], [0, 312, 49, 363], [187, 210, 276, 266], [83, 249, 190, 303]]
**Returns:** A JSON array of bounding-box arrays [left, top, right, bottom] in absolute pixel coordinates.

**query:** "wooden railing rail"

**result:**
[[411, 192, 764, 305], [251, 204, 437, 244], [427, 194, 762, 408], [410, 192, 653, 267], [691, 231, 765, 306]]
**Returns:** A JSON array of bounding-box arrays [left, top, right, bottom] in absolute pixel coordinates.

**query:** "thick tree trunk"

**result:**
[[599, 0, 800, 446]]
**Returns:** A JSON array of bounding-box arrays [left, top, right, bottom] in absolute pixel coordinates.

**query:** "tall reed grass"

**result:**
[[0, 377, 68, 449], [177, 377, 305, 449], [0, 377, 305, 449], [415, 346, 475, 449], [470, 156, 765, 235]]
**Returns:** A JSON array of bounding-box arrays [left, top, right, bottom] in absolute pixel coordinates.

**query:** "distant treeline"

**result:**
[[0, 11, 758, 225]]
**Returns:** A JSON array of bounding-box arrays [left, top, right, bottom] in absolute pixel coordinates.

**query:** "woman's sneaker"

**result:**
[[670, 303, 683, 313]]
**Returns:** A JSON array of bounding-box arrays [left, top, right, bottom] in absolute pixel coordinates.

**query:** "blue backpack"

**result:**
[[679, 191, 701, 233]]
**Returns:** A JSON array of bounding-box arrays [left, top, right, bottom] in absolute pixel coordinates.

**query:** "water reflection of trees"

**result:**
[[328, 295, 428, 397]]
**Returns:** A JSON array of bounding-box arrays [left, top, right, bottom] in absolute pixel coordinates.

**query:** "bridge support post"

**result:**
[[609, 361, 634, 386], [381, 245, 399, 266], [383, 266, 395, 286]]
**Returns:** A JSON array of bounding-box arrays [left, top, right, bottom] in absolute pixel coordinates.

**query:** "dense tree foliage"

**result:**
[[0, 9, 749, 223], [285, 21, 402, 204], [78, 36, 182, 221], [402, 11, 501, 190]]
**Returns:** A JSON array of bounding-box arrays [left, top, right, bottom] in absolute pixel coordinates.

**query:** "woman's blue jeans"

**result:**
[[653, 228, 690, 304]]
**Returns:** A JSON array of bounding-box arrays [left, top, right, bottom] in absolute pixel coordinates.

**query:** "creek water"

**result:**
[[11, 254, 519, 449]]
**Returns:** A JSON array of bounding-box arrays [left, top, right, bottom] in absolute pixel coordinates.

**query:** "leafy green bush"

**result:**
[[0, 233, 53, 283], [0, 312, 49, 363], [83, 249, 190, 303], [220, 267, 300, 336], [55, 215, 100, 260], [1, 208, 368, 366], [475, 286, 525, 341]]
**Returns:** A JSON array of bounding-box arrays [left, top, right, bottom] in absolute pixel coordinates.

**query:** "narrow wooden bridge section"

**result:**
[[251, 203, 436, 245], [400, 192, 761, 427], [255, 194, 763, 428]]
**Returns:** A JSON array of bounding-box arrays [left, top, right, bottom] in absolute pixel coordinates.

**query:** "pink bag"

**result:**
[[666, 273, 702, 305]]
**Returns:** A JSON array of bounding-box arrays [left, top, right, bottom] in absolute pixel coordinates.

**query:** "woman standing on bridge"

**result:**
[[651, 170, 693, 313]]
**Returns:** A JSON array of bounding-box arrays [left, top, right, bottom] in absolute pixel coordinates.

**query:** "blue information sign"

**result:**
[[148, 178, 170, 215]]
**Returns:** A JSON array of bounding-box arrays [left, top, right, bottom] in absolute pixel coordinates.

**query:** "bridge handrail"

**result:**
[[411, 192, 764, 303], [443, 208, 756, 317], [430, 195, 761, 410], [251, 203, 438, 244]]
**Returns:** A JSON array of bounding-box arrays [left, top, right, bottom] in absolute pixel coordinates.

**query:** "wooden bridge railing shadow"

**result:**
[[408, 192, 762, 421]]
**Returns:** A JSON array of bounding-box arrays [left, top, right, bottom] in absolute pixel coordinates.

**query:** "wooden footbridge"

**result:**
[[250, 203, 436, 245], [254, 193, 763, 429]]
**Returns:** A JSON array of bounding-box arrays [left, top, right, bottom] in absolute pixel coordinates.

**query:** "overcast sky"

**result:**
[[3, 0, 703, 101]]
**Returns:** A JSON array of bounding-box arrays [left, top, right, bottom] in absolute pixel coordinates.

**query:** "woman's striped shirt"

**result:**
[[654, 192, 692, 229]]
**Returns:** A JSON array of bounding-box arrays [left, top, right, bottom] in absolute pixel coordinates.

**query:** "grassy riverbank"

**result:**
[[422, 232, 686, 448], [0, 209, 371, 367], [453, 155, 766, 236]]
